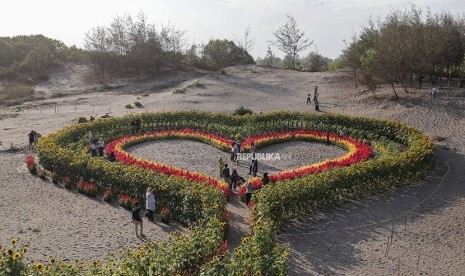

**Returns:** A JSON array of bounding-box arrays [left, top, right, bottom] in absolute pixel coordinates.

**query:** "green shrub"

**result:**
[[77, 117, 88, 123], [233, 105, 253, 116], [125, 104, 133, 109], [134, 101, 143, 108], [172, 88, 185, 94]]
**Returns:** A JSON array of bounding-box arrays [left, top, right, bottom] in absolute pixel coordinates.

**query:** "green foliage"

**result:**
[[300, 51, 331, 72], [172, 88, 185, 94], [233, 106, 253, 116], [327, 58, 344, 72], [124, 104, 133, 109], [0, 35, 72, 80], [134, 101, 143, 108], [202, 39, 254, 70], [77, 117, 88, 123]]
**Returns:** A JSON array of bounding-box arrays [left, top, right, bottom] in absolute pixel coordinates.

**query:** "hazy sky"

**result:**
[[1, 0, 464, 59]]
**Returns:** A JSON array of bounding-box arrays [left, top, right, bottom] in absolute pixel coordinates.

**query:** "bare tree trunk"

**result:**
[[390, 83, 399, 99], [400, 80, 409, 93], [352, 67, 358, 88]]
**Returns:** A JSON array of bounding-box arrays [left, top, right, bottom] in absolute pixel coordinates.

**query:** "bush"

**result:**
[[172, 88, 185, 94], [233, 105, 253, 116], [77, 117, 88, 123], [134, 101, 143, 108], [125, 104, 133, 109]]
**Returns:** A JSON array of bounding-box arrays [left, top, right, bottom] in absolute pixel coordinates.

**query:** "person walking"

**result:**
[[145, 187, 155, 222], [132, 202, 145, 238], [314, 99, 320, 111], [306, 93, 311, 104], [245, 179, 253, 206]]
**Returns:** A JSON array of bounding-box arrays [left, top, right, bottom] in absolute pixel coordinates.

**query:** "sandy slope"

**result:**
[[1, 64, 464, 274]]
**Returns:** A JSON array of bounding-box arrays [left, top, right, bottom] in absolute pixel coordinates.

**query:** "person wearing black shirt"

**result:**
[[132, 202, 145, 237]]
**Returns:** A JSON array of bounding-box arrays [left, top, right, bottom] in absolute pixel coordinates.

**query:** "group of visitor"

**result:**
[[91, 137, 105, 157]]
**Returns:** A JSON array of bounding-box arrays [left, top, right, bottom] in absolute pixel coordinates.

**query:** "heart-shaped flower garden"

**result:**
[[105, 129, 373, 197], [35, 111, 434, 274]]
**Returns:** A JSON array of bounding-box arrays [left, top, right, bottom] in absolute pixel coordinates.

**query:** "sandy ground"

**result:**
[[0, 64, 464, 274]]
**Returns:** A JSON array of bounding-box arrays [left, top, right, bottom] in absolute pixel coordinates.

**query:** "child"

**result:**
[[132, 202, 145, 237]]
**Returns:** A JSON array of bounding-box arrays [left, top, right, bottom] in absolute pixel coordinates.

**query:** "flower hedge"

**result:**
[[237, 129, 373, 196], [5, 110, 434, 275], [106, 129, 232, 197]]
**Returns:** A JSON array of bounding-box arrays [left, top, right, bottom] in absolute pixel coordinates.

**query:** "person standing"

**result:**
[[262, 172, 270, 186], [230, 142, 236, 162], [222, 164, 231, 189], [218, 157, 225, 177], [249, 154, 258, 177], [132, 202, 145, 237], [306, 93, 311, 104], [33, 131, 39, 148], [28, 130, 34, 149], [314, 99, 320, 111], [91, 140, 98, 157], [245, 179, 253, 206], [249, 142, 256, 154], [145, 187, 155, 222], [98, 137, 105, 157], [230, 169, 240, 190], [432, 86, 438, 99]]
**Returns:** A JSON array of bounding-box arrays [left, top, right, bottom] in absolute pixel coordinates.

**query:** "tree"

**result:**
[[301, 51, 331, 72], [262, 46, 276, 67], [235, 27, 256, 70], [202, 39, 252, 71], [271, 15, 313, 69], [85, 26, 112, 78]]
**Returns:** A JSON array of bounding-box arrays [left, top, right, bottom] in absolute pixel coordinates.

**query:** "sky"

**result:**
[[1, 0, 464, 59]]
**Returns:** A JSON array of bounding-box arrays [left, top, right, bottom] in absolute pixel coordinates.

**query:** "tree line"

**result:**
[[341, 6, 465, 98], [84, 12, 254, 78], [0, 35, 84, 81]]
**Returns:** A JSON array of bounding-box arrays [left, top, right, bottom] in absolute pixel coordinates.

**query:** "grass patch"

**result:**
[[125, 104, 134, 109], [233, 105, 253, 116], [172, 88, 185, 94], [187, 80, 203, 88], [142, 93, 150, 97], [0, 84, 35, 104], [172, 80, 204, 94], [134, 101, 143, 108]]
